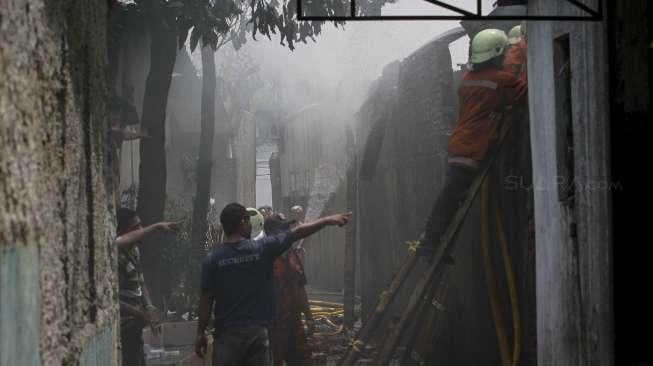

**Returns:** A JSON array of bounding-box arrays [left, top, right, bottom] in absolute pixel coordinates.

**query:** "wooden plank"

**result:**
[[373, 256, 446, 364], [344, 127, 357, 329], [402, 268, 452, 365], [338, 252, 419, 366], [397, 266, 444, 365], [372, 119, 514, 365]]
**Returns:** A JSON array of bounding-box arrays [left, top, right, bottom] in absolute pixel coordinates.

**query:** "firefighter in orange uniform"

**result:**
[[419, 28, 528, 256], [267, 214, 314, 366], [503, 24, 527, 82]]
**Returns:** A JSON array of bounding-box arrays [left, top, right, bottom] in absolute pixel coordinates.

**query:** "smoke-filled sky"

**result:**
[[234, 0, 496, 97], [190, 0, 496, 89], [188, 0, 496, 206]]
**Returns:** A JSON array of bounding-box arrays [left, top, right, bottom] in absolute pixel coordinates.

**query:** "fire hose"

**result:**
[[480, 177, 522, 366]]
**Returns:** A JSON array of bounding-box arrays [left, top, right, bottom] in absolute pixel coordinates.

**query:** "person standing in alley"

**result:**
[[419, 28, 527, 257], [265, 214, 315, 366], [289, 204, 305, 225], [258, 205, 274, 219], [194, 202, 351, 365], [115, 208, 180, 366]]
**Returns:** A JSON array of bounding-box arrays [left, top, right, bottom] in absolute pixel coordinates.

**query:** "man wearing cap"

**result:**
[[194, 202, 351, 365]]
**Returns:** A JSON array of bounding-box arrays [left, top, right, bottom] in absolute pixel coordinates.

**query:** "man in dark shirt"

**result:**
[[115, 208, 180, 366], [194, 202, 351, 365]]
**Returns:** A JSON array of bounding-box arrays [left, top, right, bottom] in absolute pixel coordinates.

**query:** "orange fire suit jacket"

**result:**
[[447, 67, 527, 163], [503, 38, 527, 79]]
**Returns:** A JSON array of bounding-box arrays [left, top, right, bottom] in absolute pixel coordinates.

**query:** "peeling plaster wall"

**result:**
[[527, 0, 613, 364], [1, 1, 118, 365]]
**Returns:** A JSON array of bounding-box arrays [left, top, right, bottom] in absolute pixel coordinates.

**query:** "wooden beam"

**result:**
[[372, 118, 515, 365], [343, 127, 358, 329]]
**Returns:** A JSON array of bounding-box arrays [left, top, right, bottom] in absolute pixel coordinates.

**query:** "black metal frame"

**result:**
[[297, 0, 602, 21]]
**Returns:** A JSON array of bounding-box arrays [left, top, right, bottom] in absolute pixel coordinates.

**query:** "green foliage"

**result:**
[[173, 0, 243, 52], [128, 0, 394, 53], [247, 0, 344, 50], [130, 0, 341, 53]]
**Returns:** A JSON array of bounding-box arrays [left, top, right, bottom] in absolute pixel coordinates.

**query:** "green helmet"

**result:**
[[470, 29, 508, 64], [246, 207, 264, 238], [508, 25, 522, 45]]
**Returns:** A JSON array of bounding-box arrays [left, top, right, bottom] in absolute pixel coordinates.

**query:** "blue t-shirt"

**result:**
[[200, 230, 296, 333]]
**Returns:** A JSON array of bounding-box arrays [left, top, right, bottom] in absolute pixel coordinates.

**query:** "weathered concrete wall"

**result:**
[[1, 1, 118, 365], [528, 0, 613, 364]]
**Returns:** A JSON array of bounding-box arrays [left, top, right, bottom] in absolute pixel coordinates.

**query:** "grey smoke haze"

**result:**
[[185, 0, 495, 207]]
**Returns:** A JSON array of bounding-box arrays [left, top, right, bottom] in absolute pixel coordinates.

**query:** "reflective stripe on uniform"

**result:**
[[448, 156, 479, 170], [460, 79, 499, 90]]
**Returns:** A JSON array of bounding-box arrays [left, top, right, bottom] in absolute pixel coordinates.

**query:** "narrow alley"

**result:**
[[0, 0, 649, 365]]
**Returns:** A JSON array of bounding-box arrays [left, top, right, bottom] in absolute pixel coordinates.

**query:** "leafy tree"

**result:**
[[134, 0, 180, 306]]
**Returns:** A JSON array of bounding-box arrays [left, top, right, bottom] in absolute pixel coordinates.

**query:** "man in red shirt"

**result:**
[[419, 28, 527, 257]]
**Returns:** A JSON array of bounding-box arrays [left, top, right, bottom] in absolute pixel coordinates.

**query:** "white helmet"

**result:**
[[470, 29, 508, 64], [508, 25, 522, 45], [246, 207, 264, 238]]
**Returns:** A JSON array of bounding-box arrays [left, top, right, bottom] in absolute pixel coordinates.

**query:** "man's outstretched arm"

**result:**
[[261, 212, 352, 259], [115, 221, 180, 249], [291, 212, 352, 240]]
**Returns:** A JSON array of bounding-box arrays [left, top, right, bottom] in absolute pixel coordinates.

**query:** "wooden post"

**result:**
[[269, 153, 282, 211], [343, 127, 357, 329]]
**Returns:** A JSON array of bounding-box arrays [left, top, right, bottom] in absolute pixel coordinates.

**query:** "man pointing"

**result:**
[[195, 202, 351, 365]]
